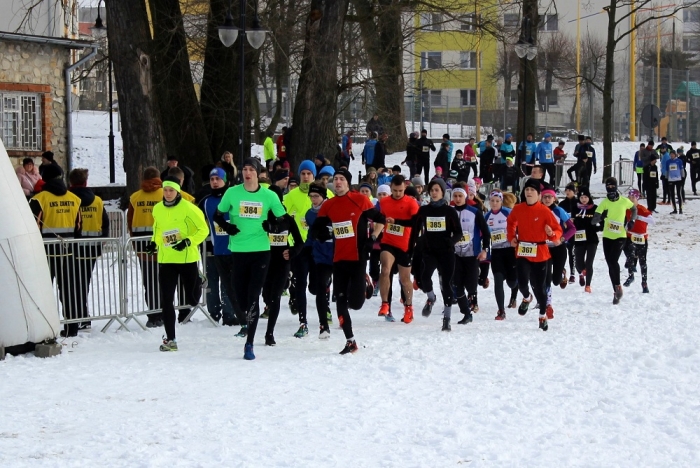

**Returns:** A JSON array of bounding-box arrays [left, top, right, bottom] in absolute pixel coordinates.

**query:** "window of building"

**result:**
[[539, 14, 558, 31], [0, 93, 42, 151], [427, 90, 443, 107], [96, 80, 103, 93], [420, 13, 442, 31], [538, 89, 559, 108], [683, 37, 700, 51], [421, 51, 442, 69], [460, 89, 477, 107], [510, 89, 518, 103], [460, 13, 477, 31], [504, 13, 520, 29], [683, 8, 700, 23], [459, 51, 478, 69]]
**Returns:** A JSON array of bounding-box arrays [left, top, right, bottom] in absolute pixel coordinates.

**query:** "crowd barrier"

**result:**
[[45, 234, 215, 333], [613, 158, 635, 191]]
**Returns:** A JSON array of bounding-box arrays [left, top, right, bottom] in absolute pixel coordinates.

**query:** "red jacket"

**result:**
[[507, 202, 562, 262]]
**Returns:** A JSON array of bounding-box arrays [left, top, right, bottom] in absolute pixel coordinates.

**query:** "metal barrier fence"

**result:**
[[554, 159, 577, 191], [45, 235, 215, 332], [613, 158, 635, 191]]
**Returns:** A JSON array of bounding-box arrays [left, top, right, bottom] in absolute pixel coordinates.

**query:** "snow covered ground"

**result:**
[[5, 111, 695, 466]]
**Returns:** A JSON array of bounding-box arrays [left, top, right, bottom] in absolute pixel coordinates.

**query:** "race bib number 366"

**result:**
[[426, 217, 446, 232], [332, 221, 355, 239], [239, 201, 263, 218], [517, 242, 537, 258]]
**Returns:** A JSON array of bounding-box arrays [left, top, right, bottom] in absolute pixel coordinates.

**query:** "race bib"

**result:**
[[517, 242, 537, 258], [575, 230, 587, 242], [586, 151, 592, 158], [526, 149, 532, 156], [239, 201, 263, 218], [162, 229, 181, 247], [386, 223, 405, 236], [332, 221, 355, 239], [213, 222, 227, 236], [490, 229, 506, 244], [650, 171, 657, 178], [670, 164, 678, 171], [607, 220, 623, 233], [693, 153, 700, 159], [631, 233, 646, 245], [426, 217, 446, 232], [281, 145, 286, 152], [545, 151, 552, 160], [301, 219, 309, 231], [269, 231, 289, 246], [422, 146, 429, 152], [456, 231, 472, 246]]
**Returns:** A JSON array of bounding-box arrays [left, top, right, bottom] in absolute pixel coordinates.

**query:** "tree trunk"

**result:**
[[106, 0, 165, 194], [200, 0, 258, 168], [149, 0, 211, 182], [266, 0, 296, 134], [602, 3, 616, 180], [290, 0, 350, 170], [517, 1, 538, 148], [352, 0, 407, 153]]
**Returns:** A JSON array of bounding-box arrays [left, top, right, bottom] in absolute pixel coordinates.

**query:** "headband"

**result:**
[[489, 191, 503, 200], [162, 180, 181, 192], [452, 188, 467, 196]]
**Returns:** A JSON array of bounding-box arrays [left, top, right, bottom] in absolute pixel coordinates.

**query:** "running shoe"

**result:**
[[642, 282, 649, 293], [243, 343, 255, 360], [457, 312, 473, 324], [235, 326, 248, 338], [265, 333, 276, 346], [319, 325, 331, 340], [482, 278, 490, 289], [339, 340, 358, 355], [373, 284, 380, 297], [495, 310, 506, 321], [421, 299, 435, 317], [560, 269, 568, 289], [294, 324, 309, 338], [518, 295, 532, 316], [441, 317, 451, 332], [261, 307, 269, 319], [378, 303, 390, 317], [546, 304, 554, 320], [623, 275, 635, 287], [569, 274, 576, 284], [159, 338, 178, 352], [385, 311, 396, 322], [365, 274, 374, 299], [613, 285, 623, 305], [538, 316, 549, 331], [402, 305, 414, 324], [584, 285, 592, 293], [326, 309, 333, 324], [579, 270, 586, 287]]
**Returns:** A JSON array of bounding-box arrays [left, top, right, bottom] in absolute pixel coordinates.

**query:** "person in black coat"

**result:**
[[643, 155, 660, 212], [479, 139, 496, 183], [161, 155, 195, 194], [434, 142, 450, 176], [417, 129, 436, 180], [39, 151, 64, 178], [451, 150, 469, 183], [403, 132, 420, 177]]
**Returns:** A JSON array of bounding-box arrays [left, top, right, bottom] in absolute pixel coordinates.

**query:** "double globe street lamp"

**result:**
[[218, 0, 268, 173]]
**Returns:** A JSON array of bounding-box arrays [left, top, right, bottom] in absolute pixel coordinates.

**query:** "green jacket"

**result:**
[[264, 136, 275, 162], [283, 185, 334, 242], [152, 198, 209, 264]]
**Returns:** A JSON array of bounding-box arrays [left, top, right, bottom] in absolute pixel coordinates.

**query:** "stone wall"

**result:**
[[0, 40, 71, 170]]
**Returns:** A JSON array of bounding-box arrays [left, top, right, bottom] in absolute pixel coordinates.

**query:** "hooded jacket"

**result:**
[[128, 178, 163, 235], [29, 179, 81, 239], [572, 202, 600, 244], [16, 165, 41, 197]]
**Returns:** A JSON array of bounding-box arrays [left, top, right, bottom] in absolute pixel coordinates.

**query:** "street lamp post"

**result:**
[[91, 2, 115, 183], [218, 0, 268, 173], [515, 17, 538, 167], [91, 1, 115, 184]]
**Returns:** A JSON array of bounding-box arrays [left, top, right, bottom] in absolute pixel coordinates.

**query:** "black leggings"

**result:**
[[466, 162, 478, 180], [262, 252, 291, 336], [159, 262, 201, 341], [421, 249, 455, 306], [333, 260, 368, 340], [452, 256, 479, 316], [548, 244, 568, 286], [291, 248, 311, 323], [574, 242, 597, 286], [369, 249, 381, 284], [542, 163, 556, 185], [231, 251, 271, 345], [566, 241, 575, 273], [491, 247, 518, 310], [669, 181, 683, 211], [213, 255, 244, 325], [624, 238, 648, 282], [309, 260, 333, 328], [417, 155, 430, 181], [602, 238, 625, 289], [516, 258, 548, 317]]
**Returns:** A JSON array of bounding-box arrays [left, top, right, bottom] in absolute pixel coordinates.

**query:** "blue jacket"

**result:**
[[535, 141, 555, 164], [633, 151, 643, 169], [363, 139, 377, 165], [660, 152, 671, 177], [499, 142, 515, 163], [519, 141, 537, 163], [200, 192, 231, 256], [377, 173, 393, 185], [305, 204, 334, 265], [665, 157, 684, 182], [445, 140, 454, 163]]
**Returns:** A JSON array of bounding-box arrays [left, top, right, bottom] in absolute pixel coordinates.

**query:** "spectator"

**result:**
[[362, 132, 378, 170], [479, 138, 496, 183], [434, 141, 450, 176], [464, 137, 478, 180], [276, 127, 288, 160], [38, 151, 63, 179], [340, 129, 355, 169], [403, 132, 420, 177], [361, 167, 379, 196], [16, 157, 41, 198], [218, 151, 239, 184], [161, 155, 195, 194], [451, 149, 469, 183], [417, 128, 436, 180], [374, 133, 388, 170], [365, 113, 384, 135], [443, 134, 454, 163], [264, 130, 275, 164]]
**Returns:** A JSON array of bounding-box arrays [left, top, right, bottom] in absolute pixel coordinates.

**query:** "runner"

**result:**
[[214, 158, 287, 360], [485, 189, 519, 320], [376, 175, 420, 324], [623, 189, 654, 293], [149, 176, 209, 351], [309, 169, 385, 354], [558, 182, 578, 284], [410, 179, 462, 323], [506, 178, 563, 331], [451, 183, 490, 329], [665, 150, 685, 214], [571, 187, 599, 292], [591, 177, 637, 305]]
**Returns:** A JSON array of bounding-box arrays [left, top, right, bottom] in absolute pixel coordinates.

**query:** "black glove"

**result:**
[[626, 221, 635, 231], [223, 222, 240, 236], [145, 241, 157, 255], [262, 220, 271, 233], [315, 225, 332, 242], [172, 238, 191, 251]]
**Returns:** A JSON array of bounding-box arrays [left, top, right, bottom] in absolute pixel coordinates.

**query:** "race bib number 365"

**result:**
[[426, 217, 446, 232], [517, 242, 537, 258], [332, 221, 355, 239], [239, 201, 263, 218]]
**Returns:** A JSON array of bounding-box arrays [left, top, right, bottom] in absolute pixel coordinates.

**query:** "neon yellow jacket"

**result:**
[[283, 185, 334, 241], [264, 136, 275, 162], [152, 198, 210, 264]]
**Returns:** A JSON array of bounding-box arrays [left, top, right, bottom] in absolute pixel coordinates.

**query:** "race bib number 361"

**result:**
[[239, 201, 263, 218], [426, 217, 446, 232], [332, 221, 355, 239]]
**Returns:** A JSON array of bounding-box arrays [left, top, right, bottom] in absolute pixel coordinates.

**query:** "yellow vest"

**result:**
[[181, 191, 195, 203], [80, 195, 105, 237], [130, 188, 163, 233], [32, 190, 81, 237]]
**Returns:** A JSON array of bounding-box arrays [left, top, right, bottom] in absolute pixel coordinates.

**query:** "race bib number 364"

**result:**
[[239, 201, 263, 218], [332, 221, 355, 239]]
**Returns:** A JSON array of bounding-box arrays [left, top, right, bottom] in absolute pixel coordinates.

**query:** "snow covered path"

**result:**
[[2, 197, 700, 466]]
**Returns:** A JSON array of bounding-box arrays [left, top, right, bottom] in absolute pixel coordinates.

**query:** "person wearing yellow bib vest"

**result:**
[[147, 176, 209, 352], [69, 168, 110, 332], [29, 163, 82, 337], [167, 166, 196, 204], [127, 166, 164, 328]]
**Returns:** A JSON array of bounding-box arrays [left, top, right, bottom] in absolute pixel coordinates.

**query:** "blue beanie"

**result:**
[[298, 160, 317, 178], [209, 167, 227, 182], [544, 132, 552, 139], [319, 165, 335, 177], [505, 133, 512, 140]]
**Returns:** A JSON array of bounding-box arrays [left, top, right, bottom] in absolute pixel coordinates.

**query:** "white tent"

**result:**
[[0, 139, 60, 351]]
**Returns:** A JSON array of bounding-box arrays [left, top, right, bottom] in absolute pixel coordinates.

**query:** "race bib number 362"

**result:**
[[426, 217, 446, 232], [332, 221, 355, 239], [239, 201, 263, 218]]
